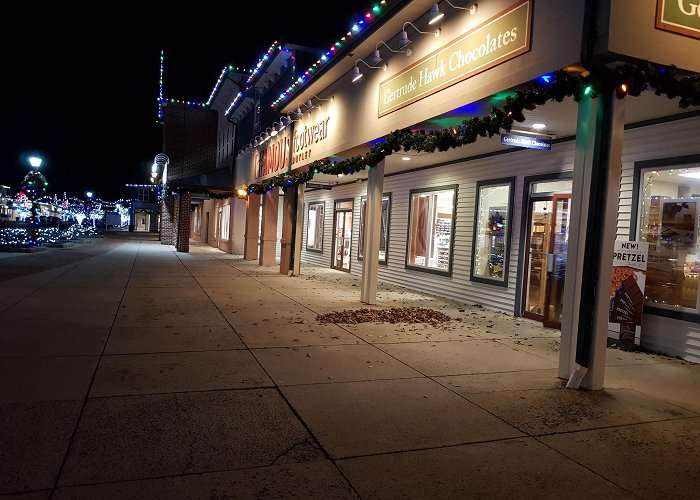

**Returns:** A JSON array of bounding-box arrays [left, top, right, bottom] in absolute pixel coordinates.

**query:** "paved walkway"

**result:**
[[1, 234, 698, 499]]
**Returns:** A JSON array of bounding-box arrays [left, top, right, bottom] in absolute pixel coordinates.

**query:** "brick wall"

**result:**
[[160, 197, 176, 245], [176, 191, 192, 253], [163, 105, 218, 181]]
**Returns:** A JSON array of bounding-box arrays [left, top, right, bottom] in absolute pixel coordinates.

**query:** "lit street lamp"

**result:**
[[22, 155, 47, 246], [28, 156, 43, 169]]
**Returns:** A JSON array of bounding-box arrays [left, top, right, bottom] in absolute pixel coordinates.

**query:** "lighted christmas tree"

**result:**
[[20, 170, 48, 246]]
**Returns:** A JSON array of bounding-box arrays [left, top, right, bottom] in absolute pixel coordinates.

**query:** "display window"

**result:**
[[306, 202, 325, 252], [220, 205, 230, 241], [194, 206, 201, 235], [358, 194, 391, 263], [637, 161, 700, 314], [471, 178, 515, 286], [406, 186, 456, 274]]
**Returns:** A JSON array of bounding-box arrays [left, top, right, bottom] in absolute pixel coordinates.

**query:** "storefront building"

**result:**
[[230, 0, 700, 388]]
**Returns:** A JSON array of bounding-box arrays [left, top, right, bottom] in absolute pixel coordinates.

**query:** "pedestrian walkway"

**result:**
[[1, 235, 698, 498]]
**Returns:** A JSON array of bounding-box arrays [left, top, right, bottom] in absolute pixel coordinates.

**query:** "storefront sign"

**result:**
[[609, 240, 649, 350], [306, 182, 333, 190], [656, 0, 700, 40], [501, 133, 551, 150], [254, 128, 291, 181], [291, 115, 332, 167], [378, 0, 531, 117]]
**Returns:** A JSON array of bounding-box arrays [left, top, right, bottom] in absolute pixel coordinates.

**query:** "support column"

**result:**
[[361, 159, 385, 304], [559, 89, 625, 390], [244, 193, 260, 261], [175, 190, 191, 253], [291, 185, 305, 276], [280, 188, 296, 275], [231, 197, 246, 255], [259, 190, 279, 266]]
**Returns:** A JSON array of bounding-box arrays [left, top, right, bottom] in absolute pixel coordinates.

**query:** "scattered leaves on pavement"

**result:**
[[316, 307, 452, 326]]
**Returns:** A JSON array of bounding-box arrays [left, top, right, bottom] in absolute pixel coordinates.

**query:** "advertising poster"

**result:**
[[609, 240, 649, 350]]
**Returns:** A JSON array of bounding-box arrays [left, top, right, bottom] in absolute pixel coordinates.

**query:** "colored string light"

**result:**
[[158, 50, 165, 121], [271, 0, 390, 109], [224, 42, 284, 117]]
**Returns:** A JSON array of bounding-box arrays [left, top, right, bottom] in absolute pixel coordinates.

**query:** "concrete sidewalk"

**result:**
[[1, 236, 698, 499]]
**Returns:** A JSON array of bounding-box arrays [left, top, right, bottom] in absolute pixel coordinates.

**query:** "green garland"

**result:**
[[245, 61, 699, 195]]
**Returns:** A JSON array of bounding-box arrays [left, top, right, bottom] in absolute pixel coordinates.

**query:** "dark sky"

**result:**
[[1, 1, 377, 200]]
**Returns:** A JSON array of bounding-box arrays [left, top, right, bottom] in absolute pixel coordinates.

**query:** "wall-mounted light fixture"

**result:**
[[429, 0, 478, 25], [398, 22, 441, 49], [370, 41, 412, 65], [306, 94, 334, 110], [350, 59, 388, 83]]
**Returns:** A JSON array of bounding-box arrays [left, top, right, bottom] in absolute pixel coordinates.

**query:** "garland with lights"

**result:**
[[245, 61, 700, 195]]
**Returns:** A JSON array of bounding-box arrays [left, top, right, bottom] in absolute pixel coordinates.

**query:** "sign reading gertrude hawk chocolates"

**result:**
[[656, 0, 700, 40], [609, 241, 649, 350], [378, 0, 531, 117]]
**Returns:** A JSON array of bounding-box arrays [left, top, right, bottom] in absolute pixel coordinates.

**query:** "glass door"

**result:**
[[523, 199, 552, 323], [522, 196, 571, 328], [332, 201, 353, 272]]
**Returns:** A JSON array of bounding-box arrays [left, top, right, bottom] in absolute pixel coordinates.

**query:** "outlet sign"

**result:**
[[378, 0, 531, 117], [656, 0, 700, 39]]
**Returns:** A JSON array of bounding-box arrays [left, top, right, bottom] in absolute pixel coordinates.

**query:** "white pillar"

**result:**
[[291, 185, 305, 276], [259, 190, 279, 266], [361, 159, 385, 304], [243, 193, 260, 261], [559, 90, 625, 390], [280, 188, 296, 275]]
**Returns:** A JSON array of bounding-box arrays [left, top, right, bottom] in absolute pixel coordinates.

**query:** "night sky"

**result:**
[[1, 1, 377, 200]]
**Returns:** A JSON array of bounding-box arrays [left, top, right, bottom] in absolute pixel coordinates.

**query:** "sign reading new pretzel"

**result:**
[[378, 0, 532, 117]]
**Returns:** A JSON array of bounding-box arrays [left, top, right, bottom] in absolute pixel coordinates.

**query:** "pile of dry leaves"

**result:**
[[316, 307, 452, 326]]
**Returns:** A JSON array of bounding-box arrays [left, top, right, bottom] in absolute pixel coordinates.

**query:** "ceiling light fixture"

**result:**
[[532, 123, 546, 130]]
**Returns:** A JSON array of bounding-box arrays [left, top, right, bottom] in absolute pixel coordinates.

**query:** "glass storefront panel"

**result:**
[[306, 202, 324, 251], [472, 181, 512, 283], [638, 165, 700, 312], [220, 205, 230, 241], [359, 195, 390, 262], [407, 188, 455, 272]]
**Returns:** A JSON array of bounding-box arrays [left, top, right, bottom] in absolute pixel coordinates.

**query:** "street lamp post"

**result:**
[[86, 191, 95, 227], [22, 156, 46, 246]]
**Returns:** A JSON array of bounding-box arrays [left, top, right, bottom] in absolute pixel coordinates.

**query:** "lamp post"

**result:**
[[22, 156, 46, 246], [86, 191, 95, 227]]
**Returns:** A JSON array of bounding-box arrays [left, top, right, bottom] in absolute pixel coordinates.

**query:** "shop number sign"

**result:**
[[609, 240, 649, 350]]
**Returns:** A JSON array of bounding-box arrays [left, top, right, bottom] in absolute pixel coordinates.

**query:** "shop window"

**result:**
[[220, 205, 230, 241], [306, 202, 325, 252], [471, 178, 514, 286], [637, 161, 700, 315], [358, 194, 391, 263], [406, 186, 456, 275], [194, 206, 201, 235]]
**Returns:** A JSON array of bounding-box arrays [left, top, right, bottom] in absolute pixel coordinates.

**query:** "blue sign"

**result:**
[[501, 133, 551, 151]]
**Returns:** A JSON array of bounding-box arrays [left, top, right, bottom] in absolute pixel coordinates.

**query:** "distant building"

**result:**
[[126, 184, 160, 232]]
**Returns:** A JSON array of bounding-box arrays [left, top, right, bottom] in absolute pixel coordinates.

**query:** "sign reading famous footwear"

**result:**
[[656, 0, 700, 40], [378, 0, 532, 117], [253, 128, 291, 181]]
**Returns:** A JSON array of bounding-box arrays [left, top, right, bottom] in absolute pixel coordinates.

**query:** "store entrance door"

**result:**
[[523, 195, 571, 328], [332, 200, 353, 272]]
